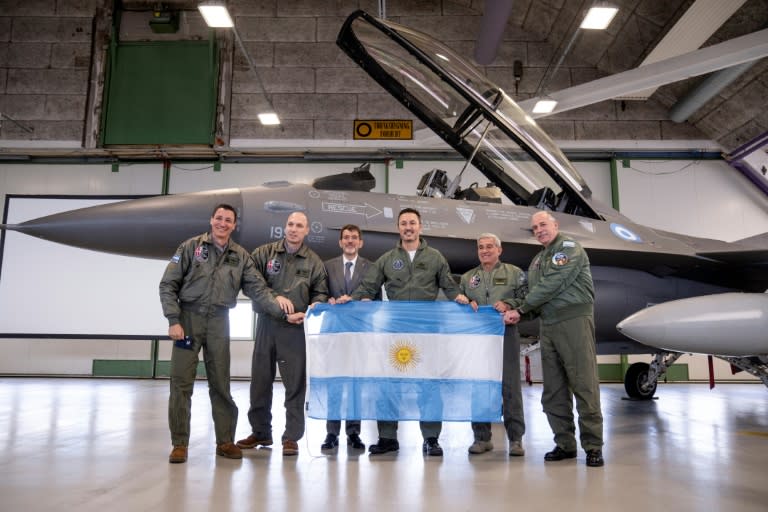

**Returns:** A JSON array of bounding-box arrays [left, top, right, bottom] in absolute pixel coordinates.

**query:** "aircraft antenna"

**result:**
[[445, 120, 493, 198]]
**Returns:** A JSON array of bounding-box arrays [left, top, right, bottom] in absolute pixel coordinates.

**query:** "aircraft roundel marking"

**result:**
[[610, 223, 642, 243]]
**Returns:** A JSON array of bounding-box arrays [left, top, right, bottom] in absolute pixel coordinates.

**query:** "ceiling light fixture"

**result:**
[[580, 6, 618, 30], [532, 98, 558, 114], [198, 1, 280, 126], [258, 112, 280, 125], [529, 3, 619, 117], [197, 1, 233, 28]]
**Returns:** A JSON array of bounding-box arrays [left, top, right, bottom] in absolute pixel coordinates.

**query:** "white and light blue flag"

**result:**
[[304, 301, 504, 422]]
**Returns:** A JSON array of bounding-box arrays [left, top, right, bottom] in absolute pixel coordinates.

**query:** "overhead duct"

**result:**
[[518, 28, 768, 117], [669, 60, 756, 123], [474, 0, 514, 65], [617, 0, 746, 100]]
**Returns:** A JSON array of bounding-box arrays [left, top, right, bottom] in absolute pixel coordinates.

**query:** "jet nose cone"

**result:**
[[7, 189, 243, 259], [617, 309, 668, 345], [618, 293, 768, 356]]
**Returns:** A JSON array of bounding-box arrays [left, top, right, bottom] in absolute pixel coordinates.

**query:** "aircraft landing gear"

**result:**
[[719, 355, 768, 388], [624, 352, 683, 399]]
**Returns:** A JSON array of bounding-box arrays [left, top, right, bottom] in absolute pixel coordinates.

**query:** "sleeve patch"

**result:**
[[552, 252, 569, 266]]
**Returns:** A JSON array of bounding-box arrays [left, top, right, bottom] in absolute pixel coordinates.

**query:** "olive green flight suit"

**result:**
[[353, 238, 458, 440], [459, 261, 527, 443], [247, 240, 328, 442], [159, 232, 282, 447], [517, 233, 603, 452]]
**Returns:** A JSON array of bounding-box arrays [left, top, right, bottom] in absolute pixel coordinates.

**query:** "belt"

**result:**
[[180, 302, 230, 316]]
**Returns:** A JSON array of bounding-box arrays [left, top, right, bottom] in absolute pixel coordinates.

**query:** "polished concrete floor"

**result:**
[[0, 378, 766, 512]]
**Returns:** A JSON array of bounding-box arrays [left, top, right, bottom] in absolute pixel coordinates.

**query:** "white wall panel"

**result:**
[[617, 159, 768, 241], [0, 197, 170, 337], [0, 339, 151, 375], [573, 161, 612, 205], [0, 163, 164, 222]]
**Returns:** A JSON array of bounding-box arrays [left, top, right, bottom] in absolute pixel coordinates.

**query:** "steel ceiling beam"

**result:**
[[518, 28, 768, 118]]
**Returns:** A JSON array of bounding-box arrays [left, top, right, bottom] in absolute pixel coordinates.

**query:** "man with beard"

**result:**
[[338, 208, 459, 457]]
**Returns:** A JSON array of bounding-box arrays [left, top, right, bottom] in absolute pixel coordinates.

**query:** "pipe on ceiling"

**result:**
[[669, 60, 756, 123], [474, 0, 515, 65]]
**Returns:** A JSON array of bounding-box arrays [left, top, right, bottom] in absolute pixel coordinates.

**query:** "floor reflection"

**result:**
[[0, 378, 766, 512]]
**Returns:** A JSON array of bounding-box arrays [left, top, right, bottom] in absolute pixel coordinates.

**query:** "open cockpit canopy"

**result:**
[[337, 10, 601, 219]]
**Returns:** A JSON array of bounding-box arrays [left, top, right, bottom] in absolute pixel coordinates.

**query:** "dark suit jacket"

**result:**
[[324, 255, 373, 298]]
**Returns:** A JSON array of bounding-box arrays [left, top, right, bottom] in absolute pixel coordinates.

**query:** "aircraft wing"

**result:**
[[696, 232, 768, 266], [696, 248, 768, 266]]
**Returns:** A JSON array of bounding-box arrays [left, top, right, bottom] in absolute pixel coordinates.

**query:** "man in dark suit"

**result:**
[[320, 224, 372, 453]]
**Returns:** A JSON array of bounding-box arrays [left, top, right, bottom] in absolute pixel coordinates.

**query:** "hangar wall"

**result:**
[[0, 157, 765, 382], [2, 0, 746, 149]]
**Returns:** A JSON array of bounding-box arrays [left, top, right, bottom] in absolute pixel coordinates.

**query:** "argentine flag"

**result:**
[[304, 301, 504, 422]]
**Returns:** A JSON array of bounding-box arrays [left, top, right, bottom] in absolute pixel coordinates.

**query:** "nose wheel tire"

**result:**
[[624, 362, 657, 399]]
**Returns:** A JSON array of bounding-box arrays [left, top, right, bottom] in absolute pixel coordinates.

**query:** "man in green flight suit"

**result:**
[[454, 232, 527, 456], [337, 207, 459, 456], [504, 210, 604, 467], [237, 211, 329, 457], [160, 203, 303, 464]]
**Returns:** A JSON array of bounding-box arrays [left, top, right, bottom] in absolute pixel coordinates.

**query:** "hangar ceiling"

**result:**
[[474, 0, 768, 152], [0, 0, 766, 157]]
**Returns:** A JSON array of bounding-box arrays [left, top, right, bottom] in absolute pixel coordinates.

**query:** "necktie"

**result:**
[[344, 261, 353, 294]]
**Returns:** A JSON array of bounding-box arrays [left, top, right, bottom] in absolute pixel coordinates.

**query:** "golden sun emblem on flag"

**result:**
[[389, 340, 421, 372]]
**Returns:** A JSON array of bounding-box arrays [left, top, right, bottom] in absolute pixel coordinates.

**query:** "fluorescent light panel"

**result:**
[[198, 3, 233, 28], [258, 112, 281, 125], [532, 99, 558, 114], [580, 7, 618, 30]]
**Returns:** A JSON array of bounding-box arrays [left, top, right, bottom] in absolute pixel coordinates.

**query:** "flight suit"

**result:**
[[517, 233, 603, 452], [159, 232, 282, 447], [247, 239, 328, 442], [353, 238, 459, 440], [459, 261, 527, 444]]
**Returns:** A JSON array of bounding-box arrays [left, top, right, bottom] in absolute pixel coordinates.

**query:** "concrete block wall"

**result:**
[[0, 0, 96, 142], [228, 0, 702, 144], [0, 0, 763, 148]]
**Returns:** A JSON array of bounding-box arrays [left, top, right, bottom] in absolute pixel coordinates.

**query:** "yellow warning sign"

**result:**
[[354, 120, 413, 140]]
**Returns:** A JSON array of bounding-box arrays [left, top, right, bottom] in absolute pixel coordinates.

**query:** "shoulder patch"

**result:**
[[552, 252, 569, 266], [171, 254, 180, 264]]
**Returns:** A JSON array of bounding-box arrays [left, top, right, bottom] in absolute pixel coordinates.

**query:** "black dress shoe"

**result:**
[[422, 437, 443, 456], [320, 433, 339, 451], [544, 446, 577, 461], [347, 433, 365, 450], [586, 449, 604, 467], [368, 438, 399, 455]]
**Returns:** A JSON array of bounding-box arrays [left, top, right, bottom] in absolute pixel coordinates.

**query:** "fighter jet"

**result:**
[[2, 10, 767, 397]]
